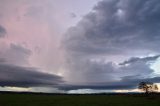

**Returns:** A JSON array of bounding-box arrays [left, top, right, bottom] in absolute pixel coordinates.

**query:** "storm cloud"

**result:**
[[60, 76, 160, 90], [119, 55, 160, 65], [60, 55, 160, 90], [0, 42, 64, 88], [0, 64, 63, 87], [64, 0, 160, 56], [1, 0, 160, 92], [62, 0, 160, 90]]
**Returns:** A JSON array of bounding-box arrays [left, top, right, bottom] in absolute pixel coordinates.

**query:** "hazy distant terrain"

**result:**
[[0, 93, 160, 106]]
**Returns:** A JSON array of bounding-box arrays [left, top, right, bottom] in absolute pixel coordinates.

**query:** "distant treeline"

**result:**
[[0, 91, 160, 96]]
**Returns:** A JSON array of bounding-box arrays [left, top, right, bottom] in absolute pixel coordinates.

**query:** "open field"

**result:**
[[0, 92, 160, 106]]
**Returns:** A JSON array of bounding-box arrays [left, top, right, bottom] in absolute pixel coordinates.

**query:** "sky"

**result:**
[[0, 0, 160, 93]]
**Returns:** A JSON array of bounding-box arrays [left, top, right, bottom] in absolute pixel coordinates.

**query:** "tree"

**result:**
[[138, 82, 158, 94]]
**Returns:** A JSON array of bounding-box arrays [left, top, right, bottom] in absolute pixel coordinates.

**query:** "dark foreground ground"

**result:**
[[0, 92, 160, 106]]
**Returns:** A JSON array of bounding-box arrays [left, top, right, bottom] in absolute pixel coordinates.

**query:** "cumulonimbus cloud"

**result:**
[[64, 0, 160, 56], [62, 0, 160, 90]]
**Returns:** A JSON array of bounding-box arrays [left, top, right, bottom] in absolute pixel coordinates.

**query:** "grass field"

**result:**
[[0, 93, 160, 106]]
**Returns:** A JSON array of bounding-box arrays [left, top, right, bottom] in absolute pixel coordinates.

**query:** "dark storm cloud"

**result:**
[[0, 43, 64, 88], [64, 0, 160, 55], [62, 0, 160, 91], [0, 64, 64, 87], [59, 84, 135, 90], [59, 76, 160, 90], [0, 25, 6, 37], [119, 55, 160, 65], [61, 55, 159, 90]]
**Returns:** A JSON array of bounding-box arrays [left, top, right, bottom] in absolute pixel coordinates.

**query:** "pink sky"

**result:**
[[0, 0, 100, 74]]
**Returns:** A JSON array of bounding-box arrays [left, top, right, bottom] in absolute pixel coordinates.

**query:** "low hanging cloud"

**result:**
[[0, 25, 6, 37], [0, 64, 64, 87], [60, 77, 160, 91], [59, 55, 160, 90], [62, 0, 160, 90], [0, 43, 64, 88]]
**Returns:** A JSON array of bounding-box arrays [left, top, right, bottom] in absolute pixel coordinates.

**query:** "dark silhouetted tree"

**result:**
[[138, 82, 158, 94]]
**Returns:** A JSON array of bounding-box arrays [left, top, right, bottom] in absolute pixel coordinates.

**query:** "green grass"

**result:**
[[0, 93, 160, 106]]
